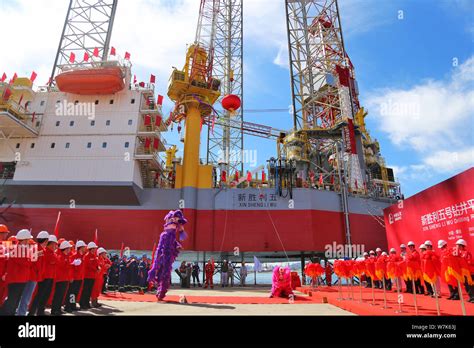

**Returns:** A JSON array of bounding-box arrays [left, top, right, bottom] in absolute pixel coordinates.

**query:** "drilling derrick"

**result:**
[[205, 0, 244, 179], [167, 1, 221, 189]]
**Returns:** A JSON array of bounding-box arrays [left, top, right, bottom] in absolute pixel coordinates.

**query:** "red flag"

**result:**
[[145, 138, 151, 148], [18, 94, 24, 106], [330, 175, 335, 185], [1, 73, 6, 82], [30, 71, 37, 83], [262, 171, 266, 182], [93, 47, 99, 57], [144, 115, 152, 126], [319, 174, 324, 185], [119, 242, 125, 258], [246, 171, 252, 182], [153, 138, 159, 150], [10, 73, 17, 84], [157, 95, 164, 106], [151, 242, 157, 263], [150, 74, 156, 84], [3, 88, 12, 100], [31, 112, 36, 124], [133, 75, 137, 84], [124, 52, 131, 60], [110, 46, 116, 56], [94, 228, 98, 245], [83, 52, 90, 62], [155, 116, 162, 127], [69, 52, 76, 63], [221, 170, 227, 182], [53, 211, 61, 237], [235, 171, 239, 181]]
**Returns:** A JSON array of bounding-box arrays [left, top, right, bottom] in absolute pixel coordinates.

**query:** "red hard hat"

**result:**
[[0, 224, 10, 233]]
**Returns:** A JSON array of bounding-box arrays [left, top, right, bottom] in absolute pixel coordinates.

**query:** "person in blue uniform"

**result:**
[[107, 255, 120, 291], [118, 256, 128, 292], [137, 255, 148, 294], [128, 256, 139, 291]]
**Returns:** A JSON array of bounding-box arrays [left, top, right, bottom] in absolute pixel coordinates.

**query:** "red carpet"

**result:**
[[99, 292, 312, 305], [296, 286, 474, 316]]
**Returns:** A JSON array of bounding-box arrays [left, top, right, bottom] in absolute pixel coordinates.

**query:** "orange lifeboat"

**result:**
[[55, 66, 125, 95]]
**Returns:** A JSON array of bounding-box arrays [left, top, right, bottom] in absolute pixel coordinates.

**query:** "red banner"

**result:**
[[384, 168, 473, 252]]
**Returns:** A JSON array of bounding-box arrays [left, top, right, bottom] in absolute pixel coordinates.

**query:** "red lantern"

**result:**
[[221, 94, 241, 113]]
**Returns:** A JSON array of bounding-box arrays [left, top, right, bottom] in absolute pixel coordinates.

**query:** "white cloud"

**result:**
[[423, 148, 474, 173], [367, 56, 474, 153]]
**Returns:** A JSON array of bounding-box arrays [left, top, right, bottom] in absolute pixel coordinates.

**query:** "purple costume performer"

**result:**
[[148, 210, 188, 300]]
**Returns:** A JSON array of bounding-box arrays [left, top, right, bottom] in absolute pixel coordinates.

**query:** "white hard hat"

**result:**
[[424, 240, 432, 246], [407, 241, 415, 246], [97, 247, 107, 255], [87, 241, 98, 249], [48, 235, 58, 243], [381, 252, 388, 256], [16, 229, 33, 241], [376, 247, 382, 252], [363, 252, 368, 256], [59, 241, 72, 250], [76, 240, 87, 249], [369, 250, 375, 254], [456, 239, 467, 246], [400, 244, 406, 248], [390, 248, 396, 253], [37, 231, 49, 239], [419, 244, 427, 249], [438, 240, 447, 248]]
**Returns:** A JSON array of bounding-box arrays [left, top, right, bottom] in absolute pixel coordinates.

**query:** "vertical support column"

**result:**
[[301, 252, 306, 285]]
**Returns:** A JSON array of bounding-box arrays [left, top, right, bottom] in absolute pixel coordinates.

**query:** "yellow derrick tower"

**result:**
[[168, 44, 221, 189]]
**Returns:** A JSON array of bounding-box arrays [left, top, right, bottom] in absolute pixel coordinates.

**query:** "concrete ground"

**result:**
[[63, 287, 355, 316]]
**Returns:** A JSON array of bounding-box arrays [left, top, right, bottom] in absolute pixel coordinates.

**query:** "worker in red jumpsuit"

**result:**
[[407, 241, 425, 294], [29, 235, 58, 316], [79, 242, 99, 309], [204, 259, 214, 289], [0, 224, 10, 306], [0, 229, 33, 316], [91, 247, 111, 308], [325, 260, 333, 287], [65, 240, 87, 312], [454, 239, 474, 303], [51, 241, 73, 316]]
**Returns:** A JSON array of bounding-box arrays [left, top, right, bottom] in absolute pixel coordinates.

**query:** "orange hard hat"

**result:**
[[69, 240, 75, 246], [0, 224, 9, 233], [28, 239, 37, 245], [7, 236, 17, 243]]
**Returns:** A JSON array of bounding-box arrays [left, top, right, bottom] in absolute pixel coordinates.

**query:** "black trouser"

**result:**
[[448, 284, 459, 299], [405, 279, 412, 293], [30, 278, 54, 316], [65, 280, 82, 311], [0, 283, 26, 316], [79, 278, 95, 308], [415, 279, 424, 294], [385, 278, 392, 290], [425, 281, 434, 295], [51, 281, 69, 315], [365, 276, 372, 288], [192, 273, 200, 286]]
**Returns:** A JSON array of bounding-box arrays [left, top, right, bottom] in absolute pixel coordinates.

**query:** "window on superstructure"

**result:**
[[128, 120, 133, 126], [91, 120, 95, 126], [30, 143, 35, 149], [16, 143, 20, 149], [65, 143, 70, 149], [56, 121, 60, 127], [36, 121, 40, 128], [87, 142, 92, 149], [125, 142, 130, 148], [51, 143, 56, 149], [106, 120, 111, 126], [131, 99, 135, 104], [95, 100, 99, 105], [70, 121, 75, 127], [40, 101, 45, 106], [110, 100, 114, 105], [74, 101, 79, 105], [102, 142, 107, 148]]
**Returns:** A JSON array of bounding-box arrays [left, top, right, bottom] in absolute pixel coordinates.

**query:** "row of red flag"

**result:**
[[220, 170, 267, 183], [68, 46, 129, 64]]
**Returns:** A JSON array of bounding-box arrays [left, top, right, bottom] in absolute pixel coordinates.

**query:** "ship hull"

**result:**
[[1, 187, 391, 252]]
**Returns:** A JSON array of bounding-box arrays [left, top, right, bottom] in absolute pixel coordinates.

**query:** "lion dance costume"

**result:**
[[148, 210, 188, 300], [270, 266, 293, 298]]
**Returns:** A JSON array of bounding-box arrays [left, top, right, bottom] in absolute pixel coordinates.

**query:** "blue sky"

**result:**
[[1, 0, 472, 197]]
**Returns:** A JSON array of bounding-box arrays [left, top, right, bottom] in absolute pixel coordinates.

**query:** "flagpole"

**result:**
[[411, 278, 418, 315], [395, 278, 404, 313], [432, 280, 440, 316], [381, 277, 387, 309], [456, 279, 466, 316]]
